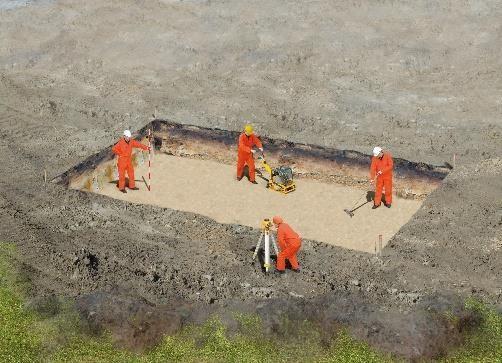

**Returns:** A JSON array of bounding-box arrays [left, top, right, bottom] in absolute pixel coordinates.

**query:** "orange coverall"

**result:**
[[370, 152, 394, 206], [237, 132, 263, 182], [276, 222, 301, 271], [112, 138, 149, 190]]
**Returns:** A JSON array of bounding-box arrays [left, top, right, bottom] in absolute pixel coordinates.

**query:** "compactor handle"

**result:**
[[254, 149, 265, 160]]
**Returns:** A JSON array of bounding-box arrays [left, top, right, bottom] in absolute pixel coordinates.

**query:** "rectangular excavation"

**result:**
[[55, 120, 449, 254]]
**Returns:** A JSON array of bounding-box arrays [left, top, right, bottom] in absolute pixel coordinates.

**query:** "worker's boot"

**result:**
[[292, 267, 301, 273], [119, 189, 127, 194], [372, 204, 380, 209], [129, 187, 139, 190], [250, 180, 258, 184], [236, 176, 243, 181], [385, 203, 391, 208], [274, 269, 285, 275]]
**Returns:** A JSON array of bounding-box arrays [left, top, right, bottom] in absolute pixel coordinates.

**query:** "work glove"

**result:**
[[251, 149, 256, 154], [259, 148, 264, 152], [377, 170, 382, 176]]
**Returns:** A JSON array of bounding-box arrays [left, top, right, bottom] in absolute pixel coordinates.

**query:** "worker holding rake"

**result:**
[[370, 146, 394, 209], [236, 124, 263, 184], [112, 130, 150, 193]]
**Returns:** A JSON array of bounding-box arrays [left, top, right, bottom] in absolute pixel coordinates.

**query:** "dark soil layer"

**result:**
[[60, 119, 449, 200]]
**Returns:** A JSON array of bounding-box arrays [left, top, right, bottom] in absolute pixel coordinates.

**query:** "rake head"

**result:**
[[344, 209, 354, 218]]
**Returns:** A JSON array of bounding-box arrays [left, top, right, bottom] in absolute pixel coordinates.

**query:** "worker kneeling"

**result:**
[[237, 124, 263, 184], [112, 130, 150, 193], [273, 216, 301, 274]]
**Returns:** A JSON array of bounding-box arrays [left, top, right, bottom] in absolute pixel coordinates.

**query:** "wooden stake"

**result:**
[[44, 169, 47, 184], [378, 234, 383, 256], [453, 153, 456, 169]]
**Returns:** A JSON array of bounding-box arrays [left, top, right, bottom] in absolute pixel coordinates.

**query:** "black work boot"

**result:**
[[274, 269, 285, 275], [372, 204, 380, 209], [250, 180, 258, 184], [385, 203, 392, 208], [129, 187, 139, 190], [119, 189, 127, 194]]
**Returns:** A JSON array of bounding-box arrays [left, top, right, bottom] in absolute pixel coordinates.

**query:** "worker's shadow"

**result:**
[[108, 178, 144, 186], [241, 165, 266, 181], [368, 191, 388, 205], [242, 166, 251, 181]]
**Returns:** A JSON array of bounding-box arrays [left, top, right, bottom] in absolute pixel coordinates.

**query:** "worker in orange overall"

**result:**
[[112, 130, 149, 193], [273, 216, 301, 274], [369, 146, 394, 209], [236, 124, 263, 184]]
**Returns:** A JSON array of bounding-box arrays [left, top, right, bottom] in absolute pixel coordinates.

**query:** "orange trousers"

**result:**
[[276, 241, 300, 271], [236, 153, 256, 181], [118, 161, 136, 190], [375, 177, 392, 205]]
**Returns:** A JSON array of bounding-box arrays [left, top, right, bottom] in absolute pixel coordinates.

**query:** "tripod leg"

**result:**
[[270, 234, 279, 256], [264, 232, 271, 272], [252, 232, 264, 260]]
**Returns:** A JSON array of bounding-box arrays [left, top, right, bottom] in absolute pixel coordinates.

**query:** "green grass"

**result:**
[[49, 317, 390, 363], [440, 299, 502, 363], [0, 244, 42, 363], [1, 243, 501, 362]]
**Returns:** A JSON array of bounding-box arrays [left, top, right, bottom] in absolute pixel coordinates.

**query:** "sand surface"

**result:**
[[95, 154, 422, 253]]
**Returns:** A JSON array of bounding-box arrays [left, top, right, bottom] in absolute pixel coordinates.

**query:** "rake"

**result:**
[[343, 190, 375, 217]]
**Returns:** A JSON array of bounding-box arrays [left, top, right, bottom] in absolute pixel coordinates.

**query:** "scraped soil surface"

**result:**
[[1, 0, 501, 360], [89, 154, 421, 253]]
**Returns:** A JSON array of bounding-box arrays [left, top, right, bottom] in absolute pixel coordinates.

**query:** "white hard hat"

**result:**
[[373, 146, 382, 157], [123, 130, 132, 138]]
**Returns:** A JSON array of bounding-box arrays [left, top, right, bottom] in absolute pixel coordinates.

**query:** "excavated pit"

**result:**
[[55, 120, 450, 254]]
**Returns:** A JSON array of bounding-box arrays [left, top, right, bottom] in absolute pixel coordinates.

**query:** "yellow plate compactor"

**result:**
[[258, 154, 296, 194]]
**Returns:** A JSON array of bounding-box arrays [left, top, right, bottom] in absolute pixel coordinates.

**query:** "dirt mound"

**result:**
[[72, 290, 481, 359], [76, 292, 185, 351]]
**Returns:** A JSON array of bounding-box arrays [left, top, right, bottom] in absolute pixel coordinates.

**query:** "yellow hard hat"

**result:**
[[244, 124, 254, 134]]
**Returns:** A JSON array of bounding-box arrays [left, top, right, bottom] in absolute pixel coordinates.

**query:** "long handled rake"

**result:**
[[343, 189, 375, 217]]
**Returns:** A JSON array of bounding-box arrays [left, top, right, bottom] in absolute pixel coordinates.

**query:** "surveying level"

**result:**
[[252, 218, 280, 272], [261, 218, 273, 230]]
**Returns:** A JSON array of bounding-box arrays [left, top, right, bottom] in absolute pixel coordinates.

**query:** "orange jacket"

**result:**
[[370, 152, 393, 180], [277, 223, 301, 250], [112, 138, 149, 165], [238, 132, 262, 156]]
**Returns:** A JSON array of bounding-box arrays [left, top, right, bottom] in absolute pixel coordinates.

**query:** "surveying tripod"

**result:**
[[252, 219, 280, 273]]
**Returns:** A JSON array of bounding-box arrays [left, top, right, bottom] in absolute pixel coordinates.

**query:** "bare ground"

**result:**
[[0, 0, 501, 359]]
